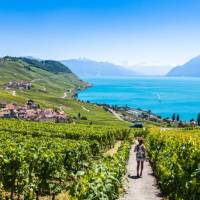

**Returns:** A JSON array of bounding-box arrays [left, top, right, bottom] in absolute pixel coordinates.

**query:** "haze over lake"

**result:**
[[78, 77, 200, 121]]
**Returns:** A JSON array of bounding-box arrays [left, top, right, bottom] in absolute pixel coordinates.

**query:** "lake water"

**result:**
[[78, 77, 200, 121]]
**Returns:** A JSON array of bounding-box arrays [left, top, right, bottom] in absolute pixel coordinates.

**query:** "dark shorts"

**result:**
[[136, 157, 145, 162]]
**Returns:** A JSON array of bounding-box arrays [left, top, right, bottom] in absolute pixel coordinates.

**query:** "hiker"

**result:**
[[134, 137, 146, 177]]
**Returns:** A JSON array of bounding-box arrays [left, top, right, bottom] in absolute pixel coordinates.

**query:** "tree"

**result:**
[[197, 113, 200, 126], [176, 114, 180, 121], [78, 112, 81, 120], [172, 113, 176, 121]]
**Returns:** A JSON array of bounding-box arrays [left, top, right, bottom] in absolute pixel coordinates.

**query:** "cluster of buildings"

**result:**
[[126, 109, 163, 123], [100, 103, 163, 123], [4, 81, 32, 90], [0, 100, 68, 123]]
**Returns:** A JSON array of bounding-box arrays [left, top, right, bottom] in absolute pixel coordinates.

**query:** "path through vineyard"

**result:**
[[120, 145, 163, 200]]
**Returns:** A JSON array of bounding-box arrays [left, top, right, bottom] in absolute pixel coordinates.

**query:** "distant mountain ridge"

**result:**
[[61, 59, 139, 77], [167, 55, 200, 77]]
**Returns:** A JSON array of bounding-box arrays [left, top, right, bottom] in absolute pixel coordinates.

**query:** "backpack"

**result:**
[[136, 145, 145, 159]]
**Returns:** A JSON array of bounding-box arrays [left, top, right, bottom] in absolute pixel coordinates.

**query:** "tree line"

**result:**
[[171, 112, 200, 125]]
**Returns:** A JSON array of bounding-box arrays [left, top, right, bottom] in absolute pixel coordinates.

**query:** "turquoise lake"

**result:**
[[78, 77, 200, 121]]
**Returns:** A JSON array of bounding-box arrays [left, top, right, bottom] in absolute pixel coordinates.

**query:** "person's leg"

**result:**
[[140, 161, 144, 176], [137, 161, 140, 176]]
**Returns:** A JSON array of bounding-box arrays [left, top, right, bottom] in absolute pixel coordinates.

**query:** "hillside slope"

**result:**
[[62, 58, 138, 77], [0, 56, 87, 100], [0, 56, 126, 125], [167, 55, 200, 76]]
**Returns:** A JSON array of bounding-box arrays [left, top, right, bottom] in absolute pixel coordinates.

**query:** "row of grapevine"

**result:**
[[69, 141, 131, 200], [146, 128, 200, 200], [0, 134, 93, 199], [0, 119, 135, 149]]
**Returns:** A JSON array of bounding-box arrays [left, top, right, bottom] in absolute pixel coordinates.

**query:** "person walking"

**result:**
[[134, 137, 146, 177]]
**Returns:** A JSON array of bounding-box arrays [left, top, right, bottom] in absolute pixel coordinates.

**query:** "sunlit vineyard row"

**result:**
[[146, 127, 200, 200]]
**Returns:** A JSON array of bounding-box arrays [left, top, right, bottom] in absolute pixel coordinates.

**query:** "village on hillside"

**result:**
[[4, 81, 32, 90], [0, 100, 68, 123]]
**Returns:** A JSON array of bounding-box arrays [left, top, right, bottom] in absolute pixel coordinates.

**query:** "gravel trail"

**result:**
[[119, 145, 163, 200]]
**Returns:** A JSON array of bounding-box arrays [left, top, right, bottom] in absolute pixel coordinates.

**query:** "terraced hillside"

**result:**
[[0, 56, 86, 102], [0, 56, 126, 125]]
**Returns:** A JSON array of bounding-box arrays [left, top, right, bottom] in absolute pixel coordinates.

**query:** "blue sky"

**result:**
[[1, 0, 200, 74]]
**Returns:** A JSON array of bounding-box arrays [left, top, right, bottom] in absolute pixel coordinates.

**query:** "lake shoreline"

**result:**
[[78, 76, 200, 122]]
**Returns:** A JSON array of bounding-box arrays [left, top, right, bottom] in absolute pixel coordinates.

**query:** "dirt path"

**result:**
[[108, 108, 124, 121], [104, 141, 122, 157], [62, 92, 67, 99], [82, 106, 90, 112], [119, 145, 163, 200], [12, 90, 16, 96]]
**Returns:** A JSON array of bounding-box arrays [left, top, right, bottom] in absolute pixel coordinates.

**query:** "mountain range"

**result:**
[[2, 55, 200, 78], [61, 59, 138, 77], [167, 55, 200, 77]]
